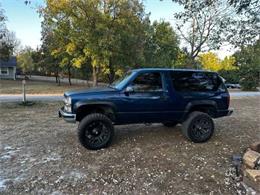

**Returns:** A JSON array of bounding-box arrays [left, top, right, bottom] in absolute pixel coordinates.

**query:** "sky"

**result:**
[[0, 0, 234, 58]]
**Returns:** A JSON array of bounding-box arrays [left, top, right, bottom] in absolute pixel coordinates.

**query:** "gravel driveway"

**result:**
[[0, 97, 259, 194]]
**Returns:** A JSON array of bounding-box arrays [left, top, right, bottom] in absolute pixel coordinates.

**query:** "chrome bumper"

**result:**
[[58, 108, 76, 123]]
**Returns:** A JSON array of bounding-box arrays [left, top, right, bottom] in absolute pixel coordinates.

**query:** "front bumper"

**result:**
[[58, 107, 76, 123]]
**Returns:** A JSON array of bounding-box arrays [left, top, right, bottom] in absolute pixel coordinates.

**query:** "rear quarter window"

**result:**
[[170, 71, 222, 92]]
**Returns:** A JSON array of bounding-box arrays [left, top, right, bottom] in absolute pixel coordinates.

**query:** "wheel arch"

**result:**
[[183, 100, 218, 120], [74, 101, 117, 122]]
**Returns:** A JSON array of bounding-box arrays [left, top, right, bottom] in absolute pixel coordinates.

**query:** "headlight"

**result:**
[[64, 96, 72, 112], [64, 96, 71, 105]]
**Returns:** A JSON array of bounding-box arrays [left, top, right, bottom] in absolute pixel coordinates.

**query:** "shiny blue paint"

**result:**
[[62, 69, 231, 124]]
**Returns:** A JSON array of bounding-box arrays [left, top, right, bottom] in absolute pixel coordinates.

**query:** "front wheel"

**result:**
[[182, 111, 214, 143], [78, 113, 114, 150]]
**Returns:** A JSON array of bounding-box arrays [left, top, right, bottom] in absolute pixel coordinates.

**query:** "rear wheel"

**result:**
[[78, 113, 114, 150], [162, 121, 178, 128], [182, 111, 214, 143]]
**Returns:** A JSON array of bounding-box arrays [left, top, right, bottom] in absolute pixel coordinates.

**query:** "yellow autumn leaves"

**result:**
[[199, 52, 237, 71]]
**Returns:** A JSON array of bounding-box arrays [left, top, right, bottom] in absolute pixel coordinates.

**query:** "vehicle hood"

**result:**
[[64, 87, 118, 97]]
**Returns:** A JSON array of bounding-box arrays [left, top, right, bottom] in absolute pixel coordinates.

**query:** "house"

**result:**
[[0, 57, 17, 80]]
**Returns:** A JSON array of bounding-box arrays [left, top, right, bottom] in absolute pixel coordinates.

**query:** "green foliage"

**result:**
[[17, 47, 34, 75], [0, 5, 18, 60], [144, 21, 179, 68], [173, 0, 259, 49], [218, 69, 240, 83], [234, 40, 260, 91], [40, 0, 181, 85], [174, 0, 233, 64]]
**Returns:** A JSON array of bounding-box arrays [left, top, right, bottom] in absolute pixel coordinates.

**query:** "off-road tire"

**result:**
[[78, 113, 114, 150], [182, 111, 214, 143], [162, 122, 178, 128]]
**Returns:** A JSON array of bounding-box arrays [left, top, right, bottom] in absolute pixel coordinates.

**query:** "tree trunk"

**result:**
[[108, 57, 115, 84], [68, 66, 72, 86], [92, 66, 98, 87], [55, 71, 58, 84]]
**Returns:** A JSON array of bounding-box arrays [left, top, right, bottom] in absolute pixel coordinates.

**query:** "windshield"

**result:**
[[109, 71, 134, 90]]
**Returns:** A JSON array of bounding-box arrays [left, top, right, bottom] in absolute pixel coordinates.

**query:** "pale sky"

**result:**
[[0, 0, 234, 58]]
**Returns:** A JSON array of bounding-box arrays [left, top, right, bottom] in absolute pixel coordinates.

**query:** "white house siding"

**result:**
[[0, 67, 16, 80]]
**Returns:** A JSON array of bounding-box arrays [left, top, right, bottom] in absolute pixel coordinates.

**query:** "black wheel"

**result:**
[[78, 113, 114, 150], [182, 111, 214, 143], [162, 121, 178, 128]]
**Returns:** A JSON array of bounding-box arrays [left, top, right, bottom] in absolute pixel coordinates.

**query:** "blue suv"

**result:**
[[59, 68, 233, 150]]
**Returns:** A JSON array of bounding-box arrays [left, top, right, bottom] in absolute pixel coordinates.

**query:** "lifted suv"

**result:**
[[59, 68, 233, 150]]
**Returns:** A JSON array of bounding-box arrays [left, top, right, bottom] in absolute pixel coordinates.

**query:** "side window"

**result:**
[[131, 72, 162, 92], [0, 67, 8, 75], [171, 71, 221, 92]]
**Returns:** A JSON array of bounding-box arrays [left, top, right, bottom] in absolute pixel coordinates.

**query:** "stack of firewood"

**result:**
[[242, 142, 260, 192]]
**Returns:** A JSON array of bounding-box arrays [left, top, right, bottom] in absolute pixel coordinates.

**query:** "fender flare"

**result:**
[[182, 100, 218, 120], [74, 100, 117, 114]]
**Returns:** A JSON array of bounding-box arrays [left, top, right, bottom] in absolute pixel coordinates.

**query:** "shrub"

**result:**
[[218, 69, 240, 83], [238, 63, 260, 91]]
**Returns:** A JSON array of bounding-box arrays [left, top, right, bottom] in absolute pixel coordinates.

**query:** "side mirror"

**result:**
[[125, 86, 134, 95]]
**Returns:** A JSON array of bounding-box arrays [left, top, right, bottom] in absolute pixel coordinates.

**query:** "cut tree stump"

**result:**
[[243, 149, 260, 169], [243, 169, 260, 192]]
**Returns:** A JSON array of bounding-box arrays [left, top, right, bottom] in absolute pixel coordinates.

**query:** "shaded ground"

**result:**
[[0, 97, 259, 194], [0, 79, 88, 94]]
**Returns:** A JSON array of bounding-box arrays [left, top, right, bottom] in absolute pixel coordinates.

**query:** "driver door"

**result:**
[[118, 71, 171, 123]]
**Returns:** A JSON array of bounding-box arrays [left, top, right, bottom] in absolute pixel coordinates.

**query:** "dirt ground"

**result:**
[[0, 97, 259, 194]]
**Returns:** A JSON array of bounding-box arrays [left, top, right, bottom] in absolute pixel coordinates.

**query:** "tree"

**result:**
[[198, 52, 222, 71], [144, 20, 179, 68], [41, 0, 149, 86], [174, 1, 234, 65], [172, 0, 259, 51], [17, 47, 34, 75], [221, 56, 236, 70], [199, 52, 236, 71], [225, 0, 260, 46], [234, 39, 260, 90], [0, 5, 18, 60]]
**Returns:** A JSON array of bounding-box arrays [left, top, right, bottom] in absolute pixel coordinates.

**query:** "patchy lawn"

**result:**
[[0, 97, 259, 194], [0, 79, 89, 94]]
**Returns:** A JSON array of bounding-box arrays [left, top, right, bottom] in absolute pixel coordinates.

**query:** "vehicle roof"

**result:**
[[132, 68, 216, 73]]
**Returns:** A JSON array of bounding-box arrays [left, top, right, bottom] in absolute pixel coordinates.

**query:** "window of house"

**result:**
[[130, 72, 162, 92], [170, 71, 221, 92], [0, 67, 8, 75]]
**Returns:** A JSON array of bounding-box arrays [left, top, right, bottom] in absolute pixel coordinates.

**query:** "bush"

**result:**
[[238, 63, 260, 91], [218, 69, 240, 83]]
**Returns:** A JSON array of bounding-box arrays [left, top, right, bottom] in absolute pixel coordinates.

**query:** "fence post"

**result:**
[[22, 79, 26, 103]]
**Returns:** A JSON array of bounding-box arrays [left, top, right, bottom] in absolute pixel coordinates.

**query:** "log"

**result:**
[[243, 149, 260, 169], [243, 169, 260, 192]]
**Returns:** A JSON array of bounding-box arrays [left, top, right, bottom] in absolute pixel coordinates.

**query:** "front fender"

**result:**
[[73, 100, 117, 114]]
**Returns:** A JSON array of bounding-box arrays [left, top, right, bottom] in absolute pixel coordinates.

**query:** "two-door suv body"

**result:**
[[59, 68, 233, 150]]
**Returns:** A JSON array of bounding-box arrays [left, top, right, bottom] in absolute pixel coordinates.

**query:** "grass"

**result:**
[[0, 79, 90, 94]]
